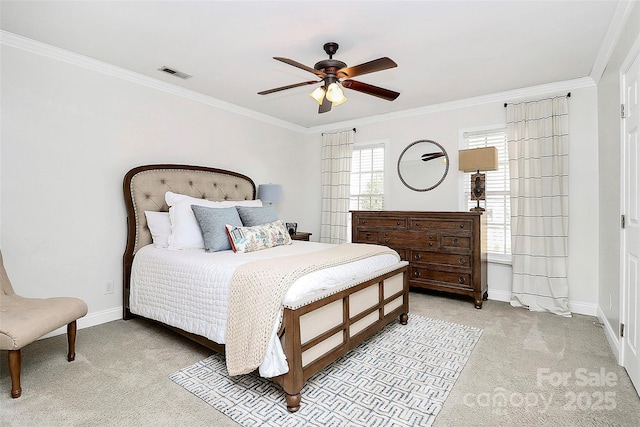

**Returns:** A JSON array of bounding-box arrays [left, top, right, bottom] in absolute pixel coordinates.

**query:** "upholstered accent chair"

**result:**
[[0, 250, 88, 398]]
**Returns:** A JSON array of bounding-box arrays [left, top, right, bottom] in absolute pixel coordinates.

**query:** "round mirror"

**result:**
[[397, 140, 449, 191]]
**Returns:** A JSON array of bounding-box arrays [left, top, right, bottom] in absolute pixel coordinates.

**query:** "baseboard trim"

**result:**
[[569, 300, 598, 316], [487, 287, 598, 316], [487, 288, 511, 303], [40, 306, 123, 340], [597, 305, 622, 364]]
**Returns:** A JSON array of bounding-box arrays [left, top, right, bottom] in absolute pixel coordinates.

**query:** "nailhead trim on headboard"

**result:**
[[127, 167, 256, 255]]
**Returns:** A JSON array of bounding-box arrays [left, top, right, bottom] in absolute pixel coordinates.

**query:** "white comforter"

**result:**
[[130, 241, 399, 376]]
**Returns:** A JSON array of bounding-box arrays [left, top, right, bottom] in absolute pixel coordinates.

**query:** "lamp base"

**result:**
[[470, 198, 485, 212]]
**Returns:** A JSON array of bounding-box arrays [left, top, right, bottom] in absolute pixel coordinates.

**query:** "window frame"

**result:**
[[349, 140, 389, 211], [458, 125, 512, 265], [347, 140, 389, 242]]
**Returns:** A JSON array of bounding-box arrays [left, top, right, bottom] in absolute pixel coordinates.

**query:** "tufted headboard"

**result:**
[[122, 164, 256, 319]]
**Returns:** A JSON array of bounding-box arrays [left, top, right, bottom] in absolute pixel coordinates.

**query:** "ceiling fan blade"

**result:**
[[258, 81, 319, 95], [337, 57, 397, 79], [273, 57, 327, 78], [318, 96, 332, 114], [341, 79, 400, 101]]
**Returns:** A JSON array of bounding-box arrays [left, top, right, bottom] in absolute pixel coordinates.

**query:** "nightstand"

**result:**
[[290, 232, 312, 241]]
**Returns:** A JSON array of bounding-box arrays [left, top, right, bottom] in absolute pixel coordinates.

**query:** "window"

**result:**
[[462, 128, 511, 260], [350, 143, 384, 210]]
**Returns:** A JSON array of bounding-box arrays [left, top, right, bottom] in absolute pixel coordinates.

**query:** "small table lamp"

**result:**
[[458, 147, 498, 211], [257, 184, 284, 205]]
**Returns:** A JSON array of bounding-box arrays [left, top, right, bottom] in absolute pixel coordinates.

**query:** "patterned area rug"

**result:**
[[170, 315, 482, 427]]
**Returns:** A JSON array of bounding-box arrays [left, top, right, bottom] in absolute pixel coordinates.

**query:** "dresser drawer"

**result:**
[[410, 267, 473, 290], [442, 235, 471, 250], [410, 219, 473, 232], [356, 217, 407, 229], [355, 230, 379, 243], [411, 250, 471, 268], [379, 231, 436, 247]]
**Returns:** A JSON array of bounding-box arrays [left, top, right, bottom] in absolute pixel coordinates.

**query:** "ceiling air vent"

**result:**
[[158, 66, 192, 80]]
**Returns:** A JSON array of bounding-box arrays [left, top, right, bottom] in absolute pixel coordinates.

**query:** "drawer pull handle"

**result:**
[[453, 238, 459, 246], [458, 276, 466, 284], [459, 257, 466, 265], [460, 224, 464, 228], [414, 271, 421, 277], [415, 222, 420, 226], [384, 239, 389, 244], [397, 221, 401, 225], [365, 233, 371, 240], [414, 253, 421, 260], [429, 242, 433, 247]]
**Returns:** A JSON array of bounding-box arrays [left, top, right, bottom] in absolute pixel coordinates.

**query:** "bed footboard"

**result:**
[[273, 263, 409, 412]]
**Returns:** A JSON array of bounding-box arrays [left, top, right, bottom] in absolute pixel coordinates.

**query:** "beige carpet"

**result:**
[[1, 291, 639, 426]]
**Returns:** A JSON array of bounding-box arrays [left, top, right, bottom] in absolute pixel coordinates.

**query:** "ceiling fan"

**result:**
[[258, 42, 400, 114]]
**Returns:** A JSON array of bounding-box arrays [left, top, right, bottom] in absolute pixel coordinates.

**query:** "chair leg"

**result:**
[[67, 320, 77, 362], [8, 350, 21, 398]]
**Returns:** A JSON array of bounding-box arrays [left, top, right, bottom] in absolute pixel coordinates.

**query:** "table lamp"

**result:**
[[458, 147, 499, 211]]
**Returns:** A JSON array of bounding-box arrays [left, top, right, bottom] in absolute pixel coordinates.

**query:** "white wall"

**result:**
[[0, 45, 317, 327], [597, 2, 640, 356]]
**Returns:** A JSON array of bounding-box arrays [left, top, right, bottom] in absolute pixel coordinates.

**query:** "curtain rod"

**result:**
[[504, 92, 571, 108], [322, 127, 356, 135]]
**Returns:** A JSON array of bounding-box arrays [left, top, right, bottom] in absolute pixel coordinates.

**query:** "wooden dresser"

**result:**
[[351, 211, 487, 308]]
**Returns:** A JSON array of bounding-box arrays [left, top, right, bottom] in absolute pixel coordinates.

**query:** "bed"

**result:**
[[122, 164, 409, 412]]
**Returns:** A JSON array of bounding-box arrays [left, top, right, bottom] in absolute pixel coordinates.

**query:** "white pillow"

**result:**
[[144, 211, 171, 248], [165, 192, 262, 250]]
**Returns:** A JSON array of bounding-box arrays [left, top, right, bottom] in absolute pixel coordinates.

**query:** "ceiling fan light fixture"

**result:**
[[310, 86, 325, 104], [325, 82, 346, 103]]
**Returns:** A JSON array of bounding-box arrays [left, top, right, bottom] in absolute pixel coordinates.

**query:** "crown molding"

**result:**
[[1, 30, 597, 136], [590, 0, 636, 84], [306, 77, 595, 134], [0, 30, 306, 133]]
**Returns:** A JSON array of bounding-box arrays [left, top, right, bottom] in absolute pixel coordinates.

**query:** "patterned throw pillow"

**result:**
[[225, 220, 292, 253]]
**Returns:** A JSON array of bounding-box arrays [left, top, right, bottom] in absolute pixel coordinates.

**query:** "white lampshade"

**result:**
[[331, 94, 347, 106], [325, 82, 346, 103], [310, 87, 325, 104], [257, 184, 284, 204]]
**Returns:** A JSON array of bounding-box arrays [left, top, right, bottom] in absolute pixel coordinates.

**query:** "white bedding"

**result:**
[[130, 241, 400, 376]]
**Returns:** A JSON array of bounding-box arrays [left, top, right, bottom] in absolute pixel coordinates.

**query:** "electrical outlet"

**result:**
[[104, 280, 114, 295]]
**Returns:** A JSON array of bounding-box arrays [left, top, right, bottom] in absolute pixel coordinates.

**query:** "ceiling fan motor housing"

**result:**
[[316, 42, 345, 78], [314, 60, 346, 77]]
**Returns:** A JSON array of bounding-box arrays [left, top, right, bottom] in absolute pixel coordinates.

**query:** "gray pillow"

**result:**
[[191, 205, 242, 252], [236, 205, 278, 226]]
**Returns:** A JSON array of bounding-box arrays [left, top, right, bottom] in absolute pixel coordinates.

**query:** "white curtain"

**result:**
[[320, 130, 355, 244], [506, 96, 571, 317]]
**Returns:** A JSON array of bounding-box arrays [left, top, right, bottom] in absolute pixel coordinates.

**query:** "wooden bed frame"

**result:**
[[122, 164, 409, 412]]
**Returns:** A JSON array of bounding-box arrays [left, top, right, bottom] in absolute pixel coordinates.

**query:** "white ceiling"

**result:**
[[0, 1, 623, 129]]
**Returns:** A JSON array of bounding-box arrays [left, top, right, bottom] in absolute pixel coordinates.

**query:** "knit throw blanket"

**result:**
[[225, 243, 400, 376]]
